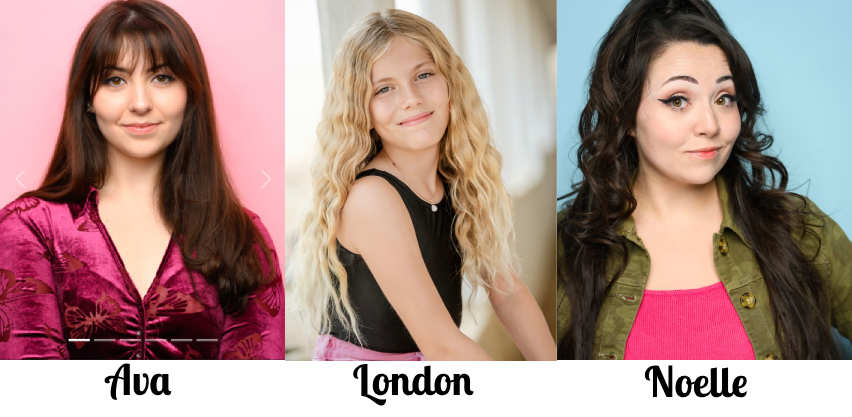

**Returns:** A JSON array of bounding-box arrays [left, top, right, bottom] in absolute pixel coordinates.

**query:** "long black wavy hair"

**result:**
[[557, 0, 838, 359]]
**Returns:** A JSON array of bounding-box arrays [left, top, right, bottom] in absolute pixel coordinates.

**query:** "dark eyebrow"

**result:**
[[372, 60, 434, 85], [104, 64, 169, 74], [661, 75, 698, 86], [148, 63, 172, 73], [105, 66, 130, 74], [661, 74, 734, 87]]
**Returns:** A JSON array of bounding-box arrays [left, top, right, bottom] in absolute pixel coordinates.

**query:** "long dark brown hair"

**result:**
[[558, 0, 838, 359], [23, 0, 273, 315]]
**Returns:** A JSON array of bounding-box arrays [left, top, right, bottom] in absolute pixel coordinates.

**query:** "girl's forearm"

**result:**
[[490, 278, 557, 361]]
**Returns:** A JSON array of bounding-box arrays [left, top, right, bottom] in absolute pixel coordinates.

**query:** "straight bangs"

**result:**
[[81, 11, 202, 108]]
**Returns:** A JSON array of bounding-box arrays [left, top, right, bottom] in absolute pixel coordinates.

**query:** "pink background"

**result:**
[[0, 0, 285, 253]]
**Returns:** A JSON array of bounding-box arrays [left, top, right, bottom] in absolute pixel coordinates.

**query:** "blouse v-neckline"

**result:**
[[89, 194, 173, 304]]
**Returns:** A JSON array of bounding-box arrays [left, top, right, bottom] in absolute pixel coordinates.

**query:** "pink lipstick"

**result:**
[[687, 147, 720, 159], [398, 112, 433, 127], [123, 123, 160, 135]]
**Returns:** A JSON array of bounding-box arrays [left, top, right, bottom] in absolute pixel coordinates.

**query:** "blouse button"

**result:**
[[764, 353, 778, 360], [135, 352, 142, 359], [136, 330, 142, 336], [718, 238, 729, 255], [740, 292, 756, 309]]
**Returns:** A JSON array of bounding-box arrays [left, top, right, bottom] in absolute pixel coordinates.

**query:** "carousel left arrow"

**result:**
[[15, 170, 25, 188]]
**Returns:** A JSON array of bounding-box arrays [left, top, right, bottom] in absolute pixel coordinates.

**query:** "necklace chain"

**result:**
[[384, 153, 438, 205]]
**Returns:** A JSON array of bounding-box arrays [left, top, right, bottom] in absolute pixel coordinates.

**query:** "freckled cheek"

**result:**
[[369, 99, 396, 130], [424, 82, 449, 110]]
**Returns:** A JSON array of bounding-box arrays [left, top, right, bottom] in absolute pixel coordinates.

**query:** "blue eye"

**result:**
[[376, 86, 391, 95], [417, 72, 434, 80]]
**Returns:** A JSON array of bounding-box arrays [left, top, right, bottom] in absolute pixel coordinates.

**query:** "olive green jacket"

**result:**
[[556, 176, 852, 359]]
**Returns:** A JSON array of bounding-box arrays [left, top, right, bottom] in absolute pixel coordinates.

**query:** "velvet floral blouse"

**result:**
[[0, 187, 285, 359]]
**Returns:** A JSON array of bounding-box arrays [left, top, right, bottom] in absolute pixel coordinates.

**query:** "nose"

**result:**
[[128, 83, 153, 114], [399, 82, 424, 110], [694, 102, 720, 137]]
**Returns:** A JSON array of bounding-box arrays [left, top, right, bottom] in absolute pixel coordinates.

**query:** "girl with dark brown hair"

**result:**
[[557, 0, 852, 360], [0, 0, 284, 359]]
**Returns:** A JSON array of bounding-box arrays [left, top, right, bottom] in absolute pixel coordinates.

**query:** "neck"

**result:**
[[632, 167, 721, 224], [98, 146, 163, 211], [378, 144, 441, 197]]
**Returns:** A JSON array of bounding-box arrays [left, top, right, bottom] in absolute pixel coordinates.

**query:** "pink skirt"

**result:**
[[312, 334, 425, 361]]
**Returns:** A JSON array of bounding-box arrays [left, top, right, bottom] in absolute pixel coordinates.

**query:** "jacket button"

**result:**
[[740, 292, 756, 309], [718, 238, 729, 255], [135, 352, 142, 359], [764, 353, 777, 360]]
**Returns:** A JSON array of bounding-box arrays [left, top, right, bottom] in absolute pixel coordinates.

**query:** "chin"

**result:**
[[394, 133, 443, 152], [115, 142, 172, 160], [675, 168, 720, 186]]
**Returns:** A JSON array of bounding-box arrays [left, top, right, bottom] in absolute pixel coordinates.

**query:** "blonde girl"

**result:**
[[292, 9, 555, 361]]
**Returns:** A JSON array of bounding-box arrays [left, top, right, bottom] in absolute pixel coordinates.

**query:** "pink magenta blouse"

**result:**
[[624, 281, 755, 360], [0, 187, 284, 359]]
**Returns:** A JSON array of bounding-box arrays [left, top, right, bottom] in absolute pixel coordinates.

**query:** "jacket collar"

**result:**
[[615, 175, 748, 245]]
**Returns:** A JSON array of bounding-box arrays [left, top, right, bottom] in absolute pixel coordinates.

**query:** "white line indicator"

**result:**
[[15, 170, 25, 188], [261, 170, 271, 189], [69, 338, 221, 342]]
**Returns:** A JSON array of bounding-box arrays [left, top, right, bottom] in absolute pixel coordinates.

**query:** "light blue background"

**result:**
[[557, 0, 852, 233]]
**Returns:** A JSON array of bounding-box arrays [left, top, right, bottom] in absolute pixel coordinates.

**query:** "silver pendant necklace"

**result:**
[[385, 154, 439, 212]]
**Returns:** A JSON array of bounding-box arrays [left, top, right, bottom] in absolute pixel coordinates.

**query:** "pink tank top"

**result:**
[[624, 281, 755, 360]]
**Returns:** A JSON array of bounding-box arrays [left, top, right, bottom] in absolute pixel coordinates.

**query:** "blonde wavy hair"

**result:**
[[292, 9, 516, 343]]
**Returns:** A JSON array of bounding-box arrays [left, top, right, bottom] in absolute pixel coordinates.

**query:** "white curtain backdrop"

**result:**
[[317, 0, 556, 196]]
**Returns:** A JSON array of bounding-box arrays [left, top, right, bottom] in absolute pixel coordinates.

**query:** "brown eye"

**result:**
[[110, 77, 122, 85], [672, 98, 683, 107], [716, 97, 726, 105]]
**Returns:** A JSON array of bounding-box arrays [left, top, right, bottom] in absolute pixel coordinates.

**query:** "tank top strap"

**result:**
[[355, 169, 413, 199], [355, 169, 447, 212]]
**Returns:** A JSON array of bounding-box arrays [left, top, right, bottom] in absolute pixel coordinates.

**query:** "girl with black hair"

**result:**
[[557, 0, 852, 360]]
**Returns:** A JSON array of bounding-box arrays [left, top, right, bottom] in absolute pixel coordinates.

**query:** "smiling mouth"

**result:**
[[123, 123, 161, 135], [398, 112, 433, 127]]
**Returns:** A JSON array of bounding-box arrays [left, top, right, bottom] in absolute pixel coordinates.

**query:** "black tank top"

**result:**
[[328, 169, 463, 353]]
